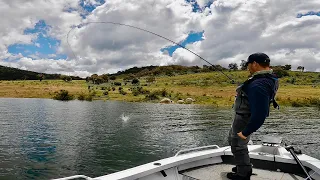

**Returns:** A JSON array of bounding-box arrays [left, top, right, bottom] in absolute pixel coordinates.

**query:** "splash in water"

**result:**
[[120, 113, 130, 122]]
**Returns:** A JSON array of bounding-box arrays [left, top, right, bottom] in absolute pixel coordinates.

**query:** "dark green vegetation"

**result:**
[[0, 65, 82, 80], [53, 90, 74, 101]]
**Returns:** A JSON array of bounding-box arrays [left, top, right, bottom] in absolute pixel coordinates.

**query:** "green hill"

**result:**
[[0, 65, 82, 80]]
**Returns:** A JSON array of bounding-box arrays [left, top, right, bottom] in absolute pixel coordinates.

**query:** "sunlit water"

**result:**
[[0, 98, 319, 179]]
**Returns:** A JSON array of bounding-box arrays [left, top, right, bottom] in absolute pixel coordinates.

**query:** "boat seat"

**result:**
[[250, 146, 281, 155]]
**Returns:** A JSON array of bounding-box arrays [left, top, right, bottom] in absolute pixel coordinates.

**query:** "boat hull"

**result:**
[[54, 145, 320, 180]]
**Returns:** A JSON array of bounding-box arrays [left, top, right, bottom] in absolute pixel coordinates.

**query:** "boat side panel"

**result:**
[[94, 148, 228, 180], [222, 155, 307, 177], [177, 156, 222, 171], [138, 167, 182, 180]]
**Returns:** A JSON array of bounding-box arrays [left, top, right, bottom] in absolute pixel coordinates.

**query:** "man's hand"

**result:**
[[237, 132, 247, 140]]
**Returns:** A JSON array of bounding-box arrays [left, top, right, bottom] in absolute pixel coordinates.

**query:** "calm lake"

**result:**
[[0, 98, 319, 179]]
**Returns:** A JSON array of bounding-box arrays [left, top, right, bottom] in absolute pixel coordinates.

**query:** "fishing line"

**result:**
[[67, 21, 236, 83]]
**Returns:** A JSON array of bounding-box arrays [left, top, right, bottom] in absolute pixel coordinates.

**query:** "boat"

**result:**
[[54, 136, 320, 180]]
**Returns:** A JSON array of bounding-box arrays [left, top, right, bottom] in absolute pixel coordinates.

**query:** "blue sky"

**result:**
[[8, 20, 67, 60], [159, 1, 210, 57], [79, 0, 105, 18], [297, 11, 320, 18], [185, 0, 213, 13], [7, 0, 107, 61], [161, 31, 205, 56]]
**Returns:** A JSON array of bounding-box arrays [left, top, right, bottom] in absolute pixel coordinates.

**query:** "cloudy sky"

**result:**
[[1, 0, 320, 77]]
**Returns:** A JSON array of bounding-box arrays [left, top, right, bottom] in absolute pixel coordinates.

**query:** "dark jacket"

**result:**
[[234, 73, 279, 137]]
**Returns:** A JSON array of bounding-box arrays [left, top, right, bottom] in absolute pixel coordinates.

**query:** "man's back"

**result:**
[[241, 74, 278, 137]]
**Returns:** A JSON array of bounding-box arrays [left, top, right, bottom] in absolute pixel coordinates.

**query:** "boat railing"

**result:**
[[175, 145, 220, 157], [53, 175, 92, 180]]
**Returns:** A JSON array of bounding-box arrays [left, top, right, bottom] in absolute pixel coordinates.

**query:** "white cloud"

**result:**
[[48, 54, 57, 58], [34, 43, 41, 48], [196, 0, 212, 9], [1, 0, 320, 77], [0, 0, 82, 59]]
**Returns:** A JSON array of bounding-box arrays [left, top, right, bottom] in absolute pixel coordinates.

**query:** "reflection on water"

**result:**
[[0, 98, 319, 179]]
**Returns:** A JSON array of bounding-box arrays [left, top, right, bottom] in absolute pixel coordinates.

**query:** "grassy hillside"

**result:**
[[1, 70, 319, 108]]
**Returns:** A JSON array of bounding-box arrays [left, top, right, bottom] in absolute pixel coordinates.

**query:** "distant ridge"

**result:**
[[0, 65, 82, 80]]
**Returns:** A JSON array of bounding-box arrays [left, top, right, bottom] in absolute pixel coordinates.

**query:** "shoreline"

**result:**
[[1, 73, 319, 108], [1, 93, 319, 109]]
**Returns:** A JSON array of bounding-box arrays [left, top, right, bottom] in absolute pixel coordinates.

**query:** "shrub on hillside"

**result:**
[[131, 87, 150, 96], [53, 90, 74, 101], [158, 89, 169, 97], [119, 89, 127, 95], [291, 101, 304, 107], [144, 89, 170, 101], [78, 93, 86, 101], [144, 91, 159, 100], [85, 94, 93, 101], [78, 93, 94, 101], [286, 78, 296, 84], [146, 76, 156, 83], [289, 97, 320, 108], [273, 68, 289, 78], [309, 98, 320, 106], [132, 78, 140, 85], [132, 89, 140, 96]]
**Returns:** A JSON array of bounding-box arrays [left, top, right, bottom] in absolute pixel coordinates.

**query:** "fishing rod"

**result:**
[[67, 21, 236, 83]]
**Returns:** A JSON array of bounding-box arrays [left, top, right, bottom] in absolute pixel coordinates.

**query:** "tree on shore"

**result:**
[[38, 74, 44, 81], [240, 60, 247, 70], [110, 76, 116, 81], [228, 63, 238, 71], [91, 74, 98, 84], [85, 76, 90, 82], [101, 74, 109, 82], [297, 66, 305, 72], [283, 64, 292, 70], [60, 75, 72, 82]]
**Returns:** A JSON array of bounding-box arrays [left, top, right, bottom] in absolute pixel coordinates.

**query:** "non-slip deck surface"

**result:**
[[181, 164, 305, 180]]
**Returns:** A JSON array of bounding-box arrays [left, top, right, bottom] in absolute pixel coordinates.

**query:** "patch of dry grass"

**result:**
[[0, 80, 87, 98]]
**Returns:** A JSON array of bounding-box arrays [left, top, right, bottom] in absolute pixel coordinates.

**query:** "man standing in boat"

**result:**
[[227, 53, 279, 180]]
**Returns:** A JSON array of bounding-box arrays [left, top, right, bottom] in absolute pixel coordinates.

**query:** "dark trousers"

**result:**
[[228, 114, 252, 177]]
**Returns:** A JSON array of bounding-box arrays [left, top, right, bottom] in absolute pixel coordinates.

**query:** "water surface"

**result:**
[[0, 98, 319, 179]]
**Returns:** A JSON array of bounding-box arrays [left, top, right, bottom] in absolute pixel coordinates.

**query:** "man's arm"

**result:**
[[241, 82, 270, 137]]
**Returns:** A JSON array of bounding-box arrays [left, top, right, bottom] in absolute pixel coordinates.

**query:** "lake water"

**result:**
[[0, 98, 319, 179]]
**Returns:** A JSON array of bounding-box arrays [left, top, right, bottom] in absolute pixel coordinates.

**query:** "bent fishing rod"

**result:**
[[67, 21, 236, 84]]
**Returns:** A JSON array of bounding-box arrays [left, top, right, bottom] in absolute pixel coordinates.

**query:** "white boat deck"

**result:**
[[181, 164, 305, 180]]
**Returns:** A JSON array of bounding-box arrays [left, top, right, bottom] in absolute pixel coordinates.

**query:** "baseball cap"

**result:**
[[245, 53, 270, 66]]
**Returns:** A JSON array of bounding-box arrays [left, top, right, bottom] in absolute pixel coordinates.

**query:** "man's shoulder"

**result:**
[[251, 77, 273, 86], [249, 77, 275, 93]]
